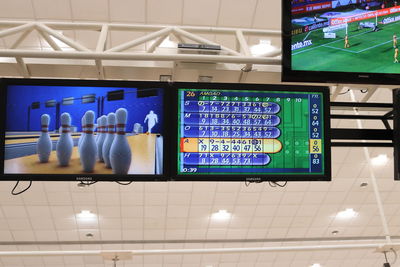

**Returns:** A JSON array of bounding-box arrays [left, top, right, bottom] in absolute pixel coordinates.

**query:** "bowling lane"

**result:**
[[4, 134, 157, 175]]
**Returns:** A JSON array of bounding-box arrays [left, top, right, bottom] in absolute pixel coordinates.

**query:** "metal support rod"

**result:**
[[95, 59, 104, 79], [147, 34, 169, 53], [235, 29, 252, 71], [0, 21, 281, 36], [106, 27, 172, 53], [0, 49, 279, 64], [330, 114, 391, 120], [349, 90, 392, 244], [36, 27, 62, 51], [0, 23, 34, 38], [96, 24, 109, 52], [36, 23, 91, 52], [10, 28, 33, 49], [0, 243, 397, 257], [15, 57, 30, 78]]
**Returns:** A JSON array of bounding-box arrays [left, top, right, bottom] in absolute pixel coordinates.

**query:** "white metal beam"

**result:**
[[36, 27, 62, 51], [0, 242, 397, 258], [0, 23, 34, 39], [0, 49, 279, 65], [106, 27, 172, 53], [15, 57, 30, 77], [96, 24, 109, 52], [36, 23, 91, 52], [235, 29, 252, 71], [10, 28, 33, 49], [147, 34, 168, 53]]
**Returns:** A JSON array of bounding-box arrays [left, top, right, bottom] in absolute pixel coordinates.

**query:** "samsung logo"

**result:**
[[358, 75, 370, 78], [246, 177, 262, 182], [76, 176, 93, 181]]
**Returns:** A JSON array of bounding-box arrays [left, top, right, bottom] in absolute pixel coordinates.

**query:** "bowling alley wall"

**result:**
[[5, 85, 164, 134]]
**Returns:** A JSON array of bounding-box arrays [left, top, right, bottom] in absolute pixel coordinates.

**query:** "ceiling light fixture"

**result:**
[[310, 264, 321, 267], [250, 40, 277, 56], [77, 210, 96, 219], [211, 209, 231, 221], [332, 230, 339, 235], [371, 154, 389, 166], [336, 208, 358, 219]]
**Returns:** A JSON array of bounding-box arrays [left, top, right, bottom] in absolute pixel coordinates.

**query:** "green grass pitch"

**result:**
[[292, 14, 400, 73]]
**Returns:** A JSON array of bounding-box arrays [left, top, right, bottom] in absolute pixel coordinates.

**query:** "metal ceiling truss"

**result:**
[[0, 21, 281, 79]]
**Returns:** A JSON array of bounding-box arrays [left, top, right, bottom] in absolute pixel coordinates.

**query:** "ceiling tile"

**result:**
[[252, 0, 281, 30], [109, 0, 146, 23], [217, 0, 257, 28], [70, 0, 109, 21], [147, 0, 183, 25], [0, 0, 34, 19], [182, 0, 219, 26], [32, 0, 72, 20]]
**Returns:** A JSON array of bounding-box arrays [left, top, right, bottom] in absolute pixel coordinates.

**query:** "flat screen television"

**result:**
[[282, 0, 400, 84], [171, 83, 331, 181], [0, 79, 169, 181]]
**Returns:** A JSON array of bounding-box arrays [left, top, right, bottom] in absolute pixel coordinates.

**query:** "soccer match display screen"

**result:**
[[290, 0, 400, 74], [1, 80, 166, 181], [177, 88, 328, 178]]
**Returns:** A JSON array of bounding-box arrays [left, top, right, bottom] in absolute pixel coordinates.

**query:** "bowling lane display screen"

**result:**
[[0, 79, 168, 181], [176, 85, 331, 181]]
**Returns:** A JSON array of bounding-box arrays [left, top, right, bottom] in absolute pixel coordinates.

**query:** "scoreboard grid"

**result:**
[[177, 88, 325, 176]]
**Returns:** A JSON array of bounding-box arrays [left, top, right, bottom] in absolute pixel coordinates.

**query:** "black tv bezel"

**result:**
[[170, 82, 332, 182], [0, 78, 172, 182], [281, 1, 400, 85]]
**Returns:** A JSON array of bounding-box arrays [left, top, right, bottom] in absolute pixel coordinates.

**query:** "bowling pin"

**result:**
[[102, 112, 116, 168], [37, 114, 52, 163], [95, 117, 100, 143], [96, 115, 107, 162], [78, 114, 86, 153], [110, 108, 131, 174], [80, 110, 97, 172], [56, 112, 73, 166]]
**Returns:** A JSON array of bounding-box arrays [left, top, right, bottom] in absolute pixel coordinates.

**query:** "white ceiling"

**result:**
[[0, 1, 400, 267]]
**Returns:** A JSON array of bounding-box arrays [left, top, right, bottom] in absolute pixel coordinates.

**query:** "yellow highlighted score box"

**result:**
[[180, 138, 282, 153], [309, 139, 322, 154]]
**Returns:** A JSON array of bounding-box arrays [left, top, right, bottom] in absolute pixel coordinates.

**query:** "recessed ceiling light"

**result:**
[[336, 208, 358, 219], [371, 154, 388, 166], [77, 210, 96, 219], [311, 264, 321, 267], [211, 210, 231, 221], [332, 230, 339, 235]]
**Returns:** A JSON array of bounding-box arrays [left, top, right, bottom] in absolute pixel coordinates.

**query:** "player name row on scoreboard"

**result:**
[[183, 114, 280, 126], [184, 101, 281, 114], [182, 152, 271, 166]]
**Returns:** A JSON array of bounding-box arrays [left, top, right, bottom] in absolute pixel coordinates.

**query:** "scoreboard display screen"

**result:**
[[175, 84, 331, 181]]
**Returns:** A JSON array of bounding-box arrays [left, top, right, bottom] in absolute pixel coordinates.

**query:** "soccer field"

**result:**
[[292, 15, 400, 73]]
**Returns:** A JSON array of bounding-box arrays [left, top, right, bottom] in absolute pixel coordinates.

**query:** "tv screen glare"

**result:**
[[174, 84, 331, 181], [0, 79, 167, 181], [282, 0, 400, 84]]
